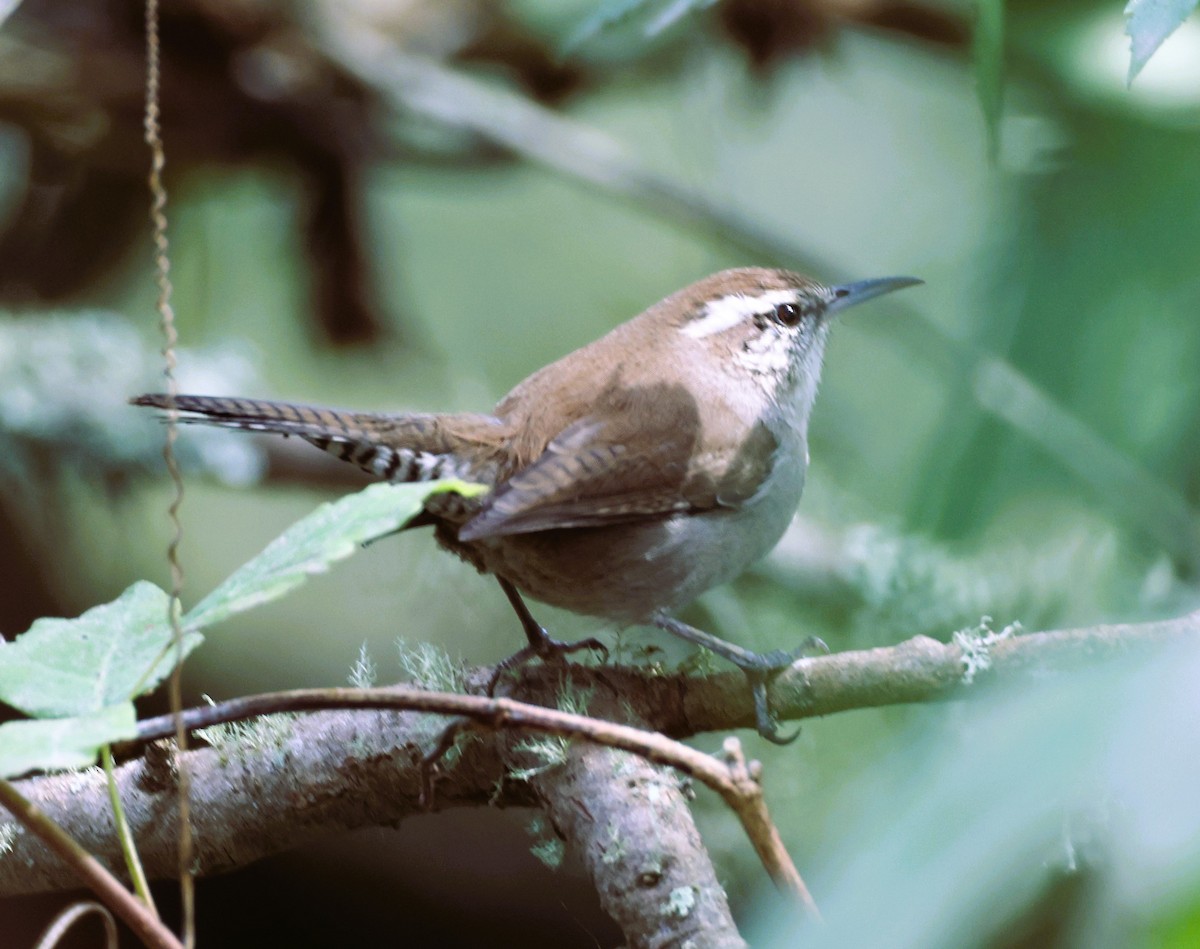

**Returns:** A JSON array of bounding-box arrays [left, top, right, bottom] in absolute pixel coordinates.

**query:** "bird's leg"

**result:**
[[487, 578, 608, 695], [652, 613, 826, 745]]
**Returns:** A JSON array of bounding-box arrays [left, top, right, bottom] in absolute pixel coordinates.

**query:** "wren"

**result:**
[[134, 267, 920, 741]]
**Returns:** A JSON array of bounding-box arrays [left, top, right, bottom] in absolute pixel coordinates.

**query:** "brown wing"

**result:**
[[458, 381, 780, 541]]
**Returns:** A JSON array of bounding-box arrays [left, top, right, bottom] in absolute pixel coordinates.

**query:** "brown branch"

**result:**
[[0, 779, 183, 949], [530, 740, 748, 948], [0, 612, 1195, 913], [129, 686, 811, 911], [713, 736, 817, 915]]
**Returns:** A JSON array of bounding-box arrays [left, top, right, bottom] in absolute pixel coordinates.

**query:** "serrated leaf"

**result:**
[[0, 581, 194, 718], [973, 0, 1006, 161], [185, 479, 486, 631], [1126, 0, 1200, 82], [0, 703, 136, 778]]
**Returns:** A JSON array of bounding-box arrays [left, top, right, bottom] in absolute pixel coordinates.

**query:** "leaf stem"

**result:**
[[102, 744, 158, 916]]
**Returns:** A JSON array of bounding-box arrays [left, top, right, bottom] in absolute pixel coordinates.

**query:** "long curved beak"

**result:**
[[826, 276, 923, 316]]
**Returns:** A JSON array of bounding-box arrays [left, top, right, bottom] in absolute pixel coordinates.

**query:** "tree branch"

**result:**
[[130, 685, 812, 910], [0, 779, 182, 949], [0, 612, 1195, 914], [531, 741, 748, 948]]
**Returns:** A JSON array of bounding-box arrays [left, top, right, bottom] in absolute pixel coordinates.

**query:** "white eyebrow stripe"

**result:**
[[681, 289, 798, 338]]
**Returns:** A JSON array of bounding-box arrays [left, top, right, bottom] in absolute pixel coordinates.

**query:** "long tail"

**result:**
[[131, 393, 499, 483]]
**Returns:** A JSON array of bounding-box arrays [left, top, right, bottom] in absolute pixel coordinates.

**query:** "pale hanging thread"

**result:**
[[144, 0, 195, 943]]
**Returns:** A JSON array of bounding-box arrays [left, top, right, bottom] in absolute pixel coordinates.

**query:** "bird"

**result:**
[[134, 267, 920, 741]]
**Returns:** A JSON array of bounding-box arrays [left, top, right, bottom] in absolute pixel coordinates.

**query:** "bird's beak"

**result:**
[[825, 276, 923, 317]]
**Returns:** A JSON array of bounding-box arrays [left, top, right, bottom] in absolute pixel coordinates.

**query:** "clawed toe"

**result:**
[[550, 635, 608, 663], [757, 638, 828, 671], [487, 632, 608, 696], [753, 648, 803, 671], [492, 578, 606, 695], [797, 635, 829, 658], [745, 669, 802, 744], [650, 614, 812, 744]]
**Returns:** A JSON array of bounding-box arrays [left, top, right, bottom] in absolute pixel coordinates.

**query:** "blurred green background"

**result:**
[[1, 0, 1199, 945]]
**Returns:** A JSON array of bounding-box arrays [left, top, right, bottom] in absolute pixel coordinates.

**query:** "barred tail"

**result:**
[[131, 393, 490, 484]]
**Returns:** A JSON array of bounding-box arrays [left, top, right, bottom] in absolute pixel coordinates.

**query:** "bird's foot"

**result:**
[[486, 627, 608, 697], [726, 637, 829, 744], [653, 615, 825, 745], [490, 577, 607, 695]]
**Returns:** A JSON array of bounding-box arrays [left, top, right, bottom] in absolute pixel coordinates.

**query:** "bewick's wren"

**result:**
[[135, 267, 920, 741]]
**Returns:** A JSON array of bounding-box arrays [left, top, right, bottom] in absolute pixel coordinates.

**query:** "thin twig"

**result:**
[[716, 736, 819, 917], [32, 901, 118, 949], [0, 779, 184, 949], [143, 0, 193, 943], [133, 686, 812, 908]]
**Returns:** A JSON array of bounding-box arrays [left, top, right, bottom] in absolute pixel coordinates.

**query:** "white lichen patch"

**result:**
[[664, 885, 698, 918], [0, 822, 17, 855], [347, 641, 377, 689], [395, 639, 464, 692], [508, 737, 569, 782], [953, 615, 1023, 684]]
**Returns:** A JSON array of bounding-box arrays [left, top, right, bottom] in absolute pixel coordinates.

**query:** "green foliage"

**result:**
[[555, 678, 594, 717], [973, 0, 1006, 159], [0, 480, 483, 778], [0, 705, 136, 778], [1125, 0, 1200, 81], [749, 640, 1200, 948], [0, 582, 183, 718], [5, 1, 1200, 935], [394, 638, 473, 761], [1149, 897, 1200, 948], [187, 480, 485, 630], [529, 835, 566, 870]]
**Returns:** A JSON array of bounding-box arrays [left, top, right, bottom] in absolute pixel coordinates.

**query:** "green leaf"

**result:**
[[972, 0, 1005, 161], [185, 479, 486, 631], [0, 581, 193, 718], [1126, 0, 1200, 82], [0, 703, 136, 778], [0, 482, 479, 723]]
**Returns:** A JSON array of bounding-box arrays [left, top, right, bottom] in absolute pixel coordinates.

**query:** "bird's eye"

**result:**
[[772, 302, 803, 327]]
